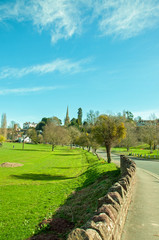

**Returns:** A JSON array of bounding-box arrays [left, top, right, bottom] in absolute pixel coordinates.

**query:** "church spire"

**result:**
[[64, 106, 70, 126]]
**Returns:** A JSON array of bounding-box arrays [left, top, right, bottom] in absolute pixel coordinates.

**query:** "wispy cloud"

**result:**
[[94, 0, 159, 39], [0, 0, 159, 41], [0, 58, 89, 79], [0, 0, 85, 43], [0, 86, 63, 95]]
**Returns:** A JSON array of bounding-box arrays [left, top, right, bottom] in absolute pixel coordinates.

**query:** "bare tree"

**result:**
[[43, 123, 70, 151], [120, 121, 137, 151]]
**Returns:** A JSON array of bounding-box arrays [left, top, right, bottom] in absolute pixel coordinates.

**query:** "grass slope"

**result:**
[[0, 143, 119, 240]]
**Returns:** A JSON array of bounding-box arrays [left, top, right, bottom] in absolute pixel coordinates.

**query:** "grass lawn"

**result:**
[[111, 144, 159, 159], [0, 143, 120, 240]]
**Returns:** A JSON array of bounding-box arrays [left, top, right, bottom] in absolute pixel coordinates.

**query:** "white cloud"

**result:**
[[0, 86, 62, 95], [0, 0, 84, 43], [1, 0, 159, 41], [94, 0, 159, 39], [0, 58, 88, 79]]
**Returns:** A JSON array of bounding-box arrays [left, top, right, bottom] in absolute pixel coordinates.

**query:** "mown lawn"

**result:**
[[0, 143, 119, 240], [111, 144, 159, 159]]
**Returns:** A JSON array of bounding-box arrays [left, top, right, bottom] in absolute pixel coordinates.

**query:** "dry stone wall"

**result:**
[[67, 155, 136, 240]]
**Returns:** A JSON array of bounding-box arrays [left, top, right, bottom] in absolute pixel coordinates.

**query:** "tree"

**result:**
[[37, 134, 43, 144], [69, 118, 79, 128], [125, 111, 134, 121], [0, 135, 5, 145], [120, 121, 137, 151], [86, 110, 99, 126], [76, 133, 90, 150], [78, 108, 82, 125], [93, 115, 126, 163], [1, 113, 7, 139], [43, 123, 70, 151], [27, 128, 38, 144], [68, 126, 81, 147], [51, 116, 62, 126], [141, 118, 159, 150]]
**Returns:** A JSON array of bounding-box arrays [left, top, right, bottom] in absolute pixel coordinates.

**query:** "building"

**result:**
[[23, 122, 37, 129], [64, 106, 70, 126]]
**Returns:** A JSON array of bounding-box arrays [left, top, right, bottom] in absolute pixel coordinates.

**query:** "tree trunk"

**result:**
[[153, 143, 156, 150], [22, 140, 24, 150], [106, 144, 111, 163], [127, 146, 129, 151], [88, 146, 90, 152], [52, 145, 54, 151]]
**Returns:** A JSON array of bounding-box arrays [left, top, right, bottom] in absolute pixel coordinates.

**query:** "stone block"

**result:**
[[98, 204, 118, 223]]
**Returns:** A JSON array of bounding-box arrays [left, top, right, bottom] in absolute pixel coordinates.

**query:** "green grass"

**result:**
[[0, 143, 119, 240], [111, 144, 159, 159]]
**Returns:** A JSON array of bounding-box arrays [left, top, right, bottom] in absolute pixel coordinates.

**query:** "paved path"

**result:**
[[97, 150, 159, 240]]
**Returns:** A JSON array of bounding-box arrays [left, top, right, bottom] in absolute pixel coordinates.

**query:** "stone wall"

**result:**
[[67, 155, 136, 240]]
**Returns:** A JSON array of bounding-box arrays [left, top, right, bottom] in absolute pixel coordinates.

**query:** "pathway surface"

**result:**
[[97, 150, 159, 240]]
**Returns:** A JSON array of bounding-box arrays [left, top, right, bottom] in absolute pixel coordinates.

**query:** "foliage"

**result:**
[[77, 107, 82, 125], [27, 128, 38, 144], [93, 115, 126, 163], [0, 135, 5, 143]]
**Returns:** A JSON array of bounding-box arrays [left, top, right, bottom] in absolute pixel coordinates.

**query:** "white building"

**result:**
[[23, 122, 37, 129]]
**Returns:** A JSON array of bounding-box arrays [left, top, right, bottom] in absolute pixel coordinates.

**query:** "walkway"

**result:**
[[97, 150, 159, 240]]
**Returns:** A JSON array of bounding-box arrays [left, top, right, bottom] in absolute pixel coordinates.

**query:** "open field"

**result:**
[[0, 143, 119, 240], [111, 144, 159, 159]]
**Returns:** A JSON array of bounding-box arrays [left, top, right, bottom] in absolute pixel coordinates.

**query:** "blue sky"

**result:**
[[1, 0, 159, 126]]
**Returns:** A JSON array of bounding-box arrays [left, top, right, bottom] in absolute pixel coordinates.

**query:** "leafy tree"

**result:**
[[124, 111, 134, 121], [37, 134, 43, 144], [93, 115, 126, 163], [27, 128, 38, 144], [69, 118, 79, 128], [78, 108, 82, 125], [0, 135, 5, 145]]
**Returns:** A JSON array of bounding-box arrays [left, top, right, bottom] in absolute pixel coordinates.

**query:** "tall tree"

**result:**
[[86, 110, 99, 126], [93, 115, 126, 163], [1, 113, 7, 139], [78, 108, 82, 125]]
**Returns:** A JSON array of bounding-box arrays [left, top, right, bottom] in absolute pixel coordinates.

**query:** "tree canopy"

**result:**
[[93, 115, 126, 163]]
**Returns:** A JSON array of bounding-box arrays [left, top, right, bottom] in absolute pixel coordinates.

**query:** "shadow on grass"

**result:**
[[12, 149, 50, 152], [53, 153, 81, 156], [29, 164, 120, 240], [11, 173, 76, 181]]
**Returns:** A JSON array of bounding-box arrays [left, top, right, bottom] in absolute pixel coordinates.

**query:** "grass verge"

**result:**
[[0, 143, 120, 240]]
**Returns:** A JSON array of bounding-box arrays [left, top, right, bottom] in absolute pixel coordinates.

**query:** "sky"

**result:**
[[1, 0, 159, 127]]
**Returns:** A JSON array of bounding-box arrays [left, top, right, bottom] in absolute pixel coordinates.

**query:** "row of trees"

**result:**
[[1, 109, 159, 162]]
